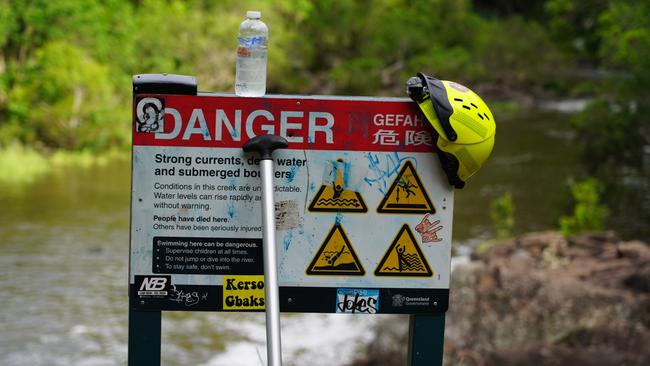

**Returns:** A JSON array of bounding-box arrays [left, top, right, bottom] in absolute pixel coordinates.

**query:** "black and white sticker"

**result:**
[[135, 275, 171, 298]]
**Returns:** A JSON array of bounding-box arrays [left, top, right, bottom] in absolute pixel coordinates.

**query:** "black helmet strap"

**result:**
[[417, 73, 457, 141], [436, 150, 465, 189]]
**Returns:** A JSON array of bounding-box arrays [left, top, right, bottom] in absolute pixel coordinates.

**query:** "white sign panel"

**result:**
[[129, 94, 453, 314]]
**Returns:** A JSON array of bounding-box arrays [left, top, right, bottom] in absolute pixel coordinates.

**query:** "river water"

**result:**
[[0, 110, 583, 365]]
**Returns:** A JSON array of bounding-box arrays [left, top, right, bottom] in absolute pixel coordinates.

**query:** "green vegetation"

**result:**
[[559, 0, 650, 239], [565, 0, 650, 171], [1, 1, 645, 151], [474, 192, 515, 254], [0, 0, 647, 236], [2, 0, 644, 148], [559, 178, 608, 236], [490, 192, 515, 240], [0, 0, 595, 157], [0, 144, 127, 185], [0, 144, 49, 184]]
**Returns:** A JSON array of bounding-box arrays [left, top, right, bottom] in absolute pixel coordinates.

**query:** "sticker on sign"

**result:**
[[135, 275, 171, 298], [223, 275, 266, 310]]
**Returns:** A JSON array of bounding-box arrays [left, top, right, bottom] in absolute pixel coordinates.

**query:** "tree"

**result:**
[[7, 41, 126, 150]]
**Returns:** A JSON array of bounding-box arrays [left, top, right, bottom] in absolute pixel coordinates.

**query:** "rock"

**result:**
[[624, 265, 650, 293], [347, 231, 650, 366], [486, 343, 627, 366], [618, 240, 650, 260], [444, 231, 650, 366]]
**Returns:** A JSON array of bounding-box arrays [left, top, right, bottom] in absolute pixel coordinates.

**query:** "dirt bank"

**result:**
[[349, 231, 650, 366]]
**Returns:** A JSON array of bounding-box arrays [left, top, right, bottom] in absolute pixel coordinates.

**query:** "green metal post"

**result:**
[[128, 308, 162, 366], [406, 313, 445, 366], [128, 74, 196, 366]]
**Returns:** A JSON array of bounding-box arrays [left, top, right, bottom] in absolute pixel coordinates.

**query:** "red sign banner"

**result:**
[[133, 94, 436, 152]]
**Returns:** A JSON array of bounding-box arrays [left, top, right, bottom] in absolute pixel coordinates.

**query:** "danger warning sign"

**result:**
[[306, 224, 365, 275], [308, 185, 368, 212], [308, 158, 367, 213], [377, 161, 435, 214], [375, 225, 433, 277], [129, 93, 454, 314]]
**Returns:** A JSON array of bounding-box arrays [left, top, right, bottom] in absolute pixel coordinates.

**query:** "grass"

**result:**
[[0, 144, 129, 185], [0, 144, 50, 184]]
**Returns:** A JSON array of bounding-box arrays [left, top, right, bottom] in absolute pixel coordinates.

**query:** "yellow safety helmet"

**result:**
[[407, 73, 496, 188]]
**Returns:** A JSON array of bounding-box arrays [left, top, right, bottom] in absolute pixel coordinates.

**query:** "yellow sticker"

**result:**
[[306, 224, 365, 276], [308, 185, 368, 212], [376, 161, 436, 214], [375, 225, 433, 277], [222, 275, 265, 310], [308, 159, 367, 213]]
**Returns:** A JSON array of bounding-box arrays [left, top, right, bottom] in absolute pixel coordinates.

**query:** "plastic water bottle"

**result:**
[[235, 11, 268, 97]]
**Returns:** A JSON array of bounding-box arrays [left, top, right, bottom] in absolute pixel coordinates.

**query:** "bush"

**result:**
[[7, 41, 128, 151], [560, 178, 608, 235], [490, 192, 515, 240]]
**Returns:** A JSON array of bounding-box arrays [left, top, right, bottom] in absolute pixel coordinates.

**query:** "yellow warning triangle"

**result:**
[[377, 161, 435, 214], [375, 225, 433, 277], [308, 185, 368, 212], [306, 224, 365, 276]]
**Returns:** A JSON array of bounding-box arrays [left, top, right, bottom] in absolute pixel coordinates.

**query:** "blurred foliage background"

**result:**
[[0, 0, 648, 237]]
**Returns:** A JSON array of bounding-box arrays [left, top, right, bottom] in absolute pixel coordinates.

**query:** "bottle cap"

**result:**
[[246, 11, 261, 19]]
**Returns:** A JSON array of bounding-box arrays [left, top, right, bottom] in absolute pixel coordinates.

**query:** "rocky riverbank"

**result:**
[[350, 231, 650, 366]]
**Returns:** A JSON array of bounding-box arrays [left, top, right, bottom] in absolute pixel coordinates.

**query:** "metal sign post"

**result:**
[[407, 314, 445, 366], [128, 74, 452, 365], [129, 74, 197, 366], [243, 135, 289, 366], [128, 307, 161, 366]]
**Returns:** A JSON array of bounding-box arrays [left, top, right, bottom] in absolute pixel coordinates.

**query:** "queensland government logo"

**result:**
[[392, 294, 405, 307], [391, 293, 432, 308]]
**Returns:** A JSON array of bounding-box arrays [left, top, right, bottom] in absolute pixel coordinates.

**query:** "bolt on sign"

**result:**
[[129, 94, 454, 314]]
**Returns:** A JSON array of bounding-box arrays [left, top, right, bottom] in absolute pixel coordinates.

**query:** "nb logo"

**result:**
[[139, 277, 168, 291], [135, 275, 170, 298]]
